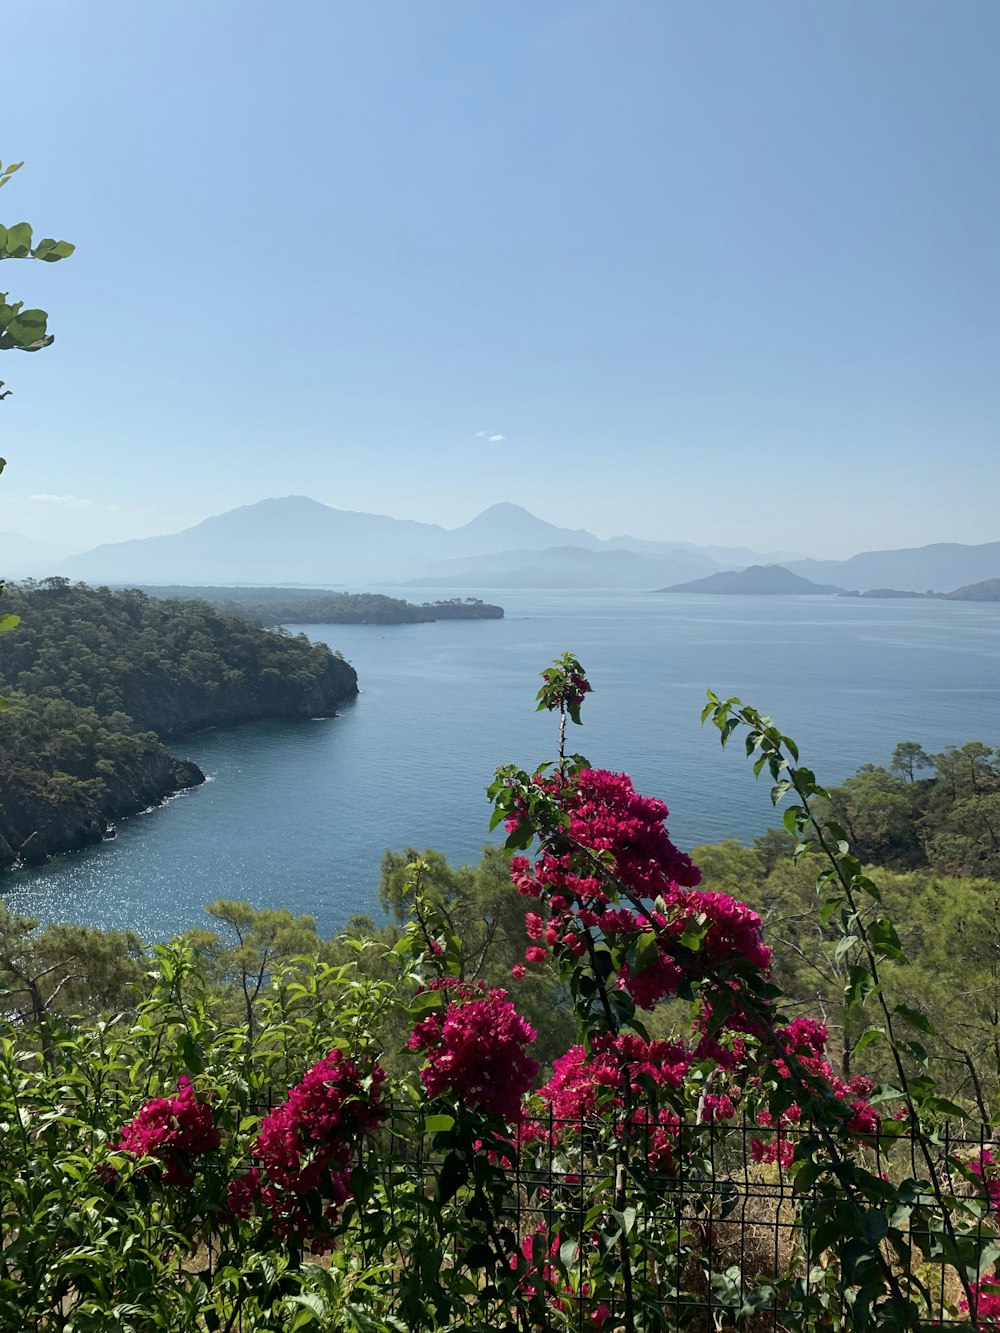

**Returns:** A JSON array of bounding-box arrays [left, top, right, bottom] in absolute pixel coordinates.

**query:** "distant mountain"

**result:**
[[51, 495, 881, 590], [406, 542, 720, 589], [945, 578, 1000, 602], [55, 497, 762, 589], [59, 498, 611, 587], [448, 502, 603, 556], [0, 530, 78, 573], [657, 565, 844, 595], [60, 497, 449, 586], [606, 535, 803, 565], [785, 541, 1000, 594], [405, 545, 728, 590]]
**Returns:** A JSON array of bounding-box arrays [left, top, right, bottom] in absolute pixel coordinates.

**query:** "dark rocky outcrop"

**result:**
[[0, 732, 207, 870]]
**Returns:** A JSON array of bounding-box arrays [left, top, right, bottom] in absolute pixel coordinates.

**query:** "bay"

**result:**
[[4, 591, 999, 940]]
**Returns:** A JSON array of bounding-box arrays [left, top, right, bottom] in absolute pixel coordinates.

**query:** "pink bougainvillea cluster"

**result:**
[[228, 1050, 385, 1245], [407, 977, 539, 1122], [749, 1017, 880, 1167], [532, 1033, 695, 1129], [508, 767, 770, 1010], [967, 1148, 1000, 1215], [117, 1075, 219, 1187], [961, 1279, 1000, 1330], [511, 1227, 610, 1328]]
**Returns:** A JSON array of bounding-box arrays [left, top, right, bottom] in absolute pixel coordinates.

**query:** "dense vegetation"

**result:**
[[822, 739, 1000, 877], [135, 586, 505, 625], [0, 578, 358, 867]]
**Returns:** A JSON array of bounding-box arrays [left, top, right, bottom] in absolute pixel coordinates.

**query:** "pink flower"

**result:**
[[117, 1076, 219, 1188], [511, 963, 527, 980], [962, 1279, 1000, 1329], [407, 979, 538, 1121], [236, 1050, 384, 1246], [751, 1135, 795, 1170]]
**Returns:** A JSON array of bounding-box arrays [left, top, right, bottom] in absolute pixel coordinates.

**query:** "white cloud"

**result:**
[[489, 434, 505, 442], [28, 493, 95, 509], [475, 430, 507, 442]]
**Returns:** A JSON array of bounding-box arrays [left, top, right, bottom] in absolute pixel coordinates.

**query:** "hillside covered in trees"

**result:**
[[0, 579, 358, 869], [823, 738, 1000, 877]]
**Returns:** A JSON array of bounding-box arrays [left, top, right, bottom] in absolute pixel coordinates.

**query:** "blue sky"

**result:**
[[1, 0, 997, 558]]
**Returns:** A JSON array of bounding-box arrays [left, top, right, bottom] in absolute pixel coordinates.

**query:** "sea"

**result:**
[[4, 590, 999, 941]]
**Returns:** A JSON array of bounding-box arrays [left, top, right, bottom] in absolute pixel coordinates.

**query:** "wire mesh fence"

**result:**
[[265, 1104, 997, 1332]]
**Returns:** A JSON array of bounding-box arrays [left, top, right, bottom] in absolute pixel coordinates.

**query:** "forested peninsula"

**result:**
[[134, 587, 505, 625], [0, 579, 358, 869]]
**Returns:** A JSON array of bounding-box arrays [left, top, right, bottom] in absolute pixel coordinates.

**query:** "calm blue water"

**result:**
[[5, 591, 1000, 940]]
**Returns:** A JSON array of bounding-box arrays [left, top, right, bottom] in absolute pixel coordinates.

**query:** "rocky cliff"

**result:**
[[0, 582, 360, 871]]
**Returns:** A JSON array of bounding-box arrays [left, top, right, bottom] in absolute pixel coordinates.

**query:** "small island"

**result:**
[[656, 564, 845, 595]]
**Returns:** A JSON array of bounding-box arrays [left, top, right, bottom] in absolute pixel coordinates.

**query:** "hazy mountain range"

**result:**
[[1, 496, 998, 594]]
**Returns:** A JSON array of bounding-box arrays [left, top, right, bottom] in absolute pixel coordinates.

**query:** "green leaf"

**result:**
[[678, 916, 708, 952], [633, 931, 659, 974], [0, 614, 19, 632], [423, 1114, 455, 1135], [783, 805, 806, 835], [834, 935, 860, 963], [819, 895, 843, 925], [894, 1003, 933, 1035], [30, 238, 74, 262], [852, 1026, 886, 1054], [1, 222, 32, 257], [845, 965, 878, 1009], [0, 308, 51, 351], [178, 1033, 203, 1074], [559, 1239, 580, 1268], [287, 1293, 326, 1321], [869, 917, 906, 962], [437, 1151, 469, 1205]]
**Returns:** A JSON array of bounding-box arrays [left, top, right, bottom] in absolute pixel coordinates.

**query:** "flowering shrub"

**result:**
[[407, 977, 538, 1121], [117, 1075, 219, 1187], [229, 1049, 385, 1247]]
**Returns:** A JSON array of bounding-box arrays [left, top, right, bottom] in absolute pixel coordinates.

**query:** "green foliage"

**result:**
[[0, 158, 74, 371], [814, 739, 1000, 876], [703, 690, 996, 1326]]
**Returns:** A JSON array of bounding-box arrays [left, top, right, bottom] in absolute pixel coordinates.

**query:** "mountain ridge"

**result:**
[[11, 496, 1000, 593]]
